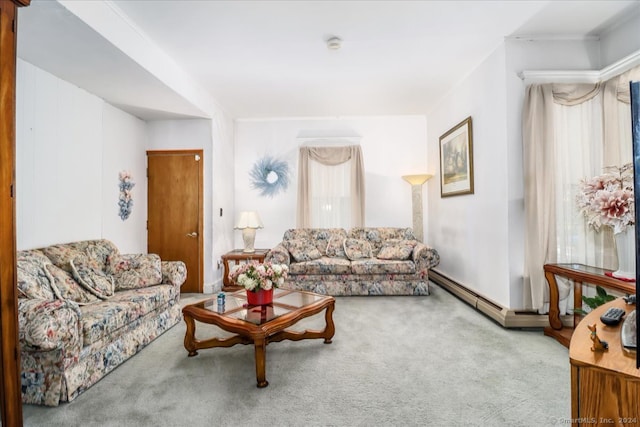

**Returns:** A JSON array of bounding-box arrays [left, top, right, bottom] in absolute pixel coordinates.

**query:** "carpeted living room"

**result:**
[[2, 1, 640, 426]]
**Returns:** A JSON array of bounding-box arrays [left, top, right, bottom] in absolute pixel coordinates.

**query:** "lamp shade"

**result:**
[[402, 174, 433, 186], [234, 211, 263, 229]]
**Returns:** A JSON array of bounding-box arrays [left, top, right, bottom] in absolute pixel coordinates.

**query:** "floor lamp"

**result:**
[[402, 174, 433, 242]]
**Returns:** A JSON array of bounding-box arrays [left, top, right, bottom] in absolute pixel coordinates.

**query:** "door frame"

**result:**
[[147, 149, 204, 293], [2, 1, 30, 425]]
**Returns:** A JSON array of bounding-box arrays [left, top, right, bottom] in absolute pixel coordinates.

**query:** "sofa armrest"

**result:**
[[265, 244, 291, 266], [413, 243, 440, 272], [18, 298, 82, 354], [161, 261, 187, 287]]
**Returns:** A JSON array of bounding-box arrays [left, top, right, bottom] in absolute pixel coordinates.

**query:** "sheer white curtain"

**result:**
[[308, 159, 351, 228], [551, 95, 607, 314]]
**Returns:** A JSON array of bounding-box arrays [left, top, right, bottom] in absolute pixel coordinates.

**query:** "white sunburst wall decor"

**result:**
[[249, 156, 290, 198]]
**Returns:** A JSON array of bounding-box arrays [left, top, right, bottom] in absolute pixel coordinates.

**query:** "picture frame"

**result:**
[[439, 116, 474, 197]]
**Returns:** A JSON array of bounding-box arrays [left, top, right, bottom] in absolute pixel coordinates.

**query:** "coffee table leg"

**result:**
[[183, 313, 199, 357], [323, 302, 336, 344], [254, 338, 269, 388]]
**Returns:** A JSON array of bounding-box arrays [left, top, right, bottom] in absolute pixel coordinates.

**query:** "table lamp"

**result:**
[[235, 211, 264, 253]]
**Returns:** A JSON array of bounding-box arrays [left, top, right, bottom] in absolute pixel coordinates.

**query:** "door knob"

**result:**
[[186, 232, 198, 238]]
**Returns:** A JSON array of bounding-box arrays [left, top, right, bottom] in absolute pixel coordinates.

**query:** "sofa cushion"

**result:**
[[108, 254, 162, 290], [284, 238, 323, 262], [348, 227, 416, 256], [47, 264, 100, 305], [344, 238, 373, 260], [79, 284, 177, 345], [17, 250, 56, 300], [71, 257, 115, 299], [288, 257, 352, 275], [326, 235, 347, 258], [376, 240, 417, 260], [283, 228, 347, 256], [350, 259, 416, 275]]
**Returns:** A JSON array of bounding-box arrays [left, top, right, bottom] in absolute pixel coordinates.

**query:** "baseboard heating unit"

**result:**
[[429, 269, 572, 329]]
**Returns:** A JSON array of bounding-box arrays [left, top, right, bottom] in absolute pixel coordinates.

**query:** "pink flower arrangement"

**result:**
[[229, 262, 289, 292], [576, 163, 634, 234]]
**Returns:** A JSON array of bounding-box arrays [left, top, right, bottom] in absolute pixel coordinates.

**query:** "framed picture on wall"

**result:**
[[439, 116, 474, 197]]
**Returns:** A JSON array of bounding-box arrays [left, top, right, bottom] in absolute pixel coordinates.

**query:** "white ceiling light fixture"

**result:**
[[326, 36, 342, 50]]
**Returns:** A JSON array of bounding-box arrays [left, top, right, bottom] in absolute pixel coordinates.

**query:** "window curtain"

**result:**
[[523, 65, 640, 312], [308, 159, 351, 228], [297, 145, 365, 228]]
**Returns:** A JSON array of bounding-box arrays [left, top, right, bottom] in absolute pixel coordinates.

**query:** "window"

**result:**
[[309, 159, 351, 227], [296, 145, 365, 228]]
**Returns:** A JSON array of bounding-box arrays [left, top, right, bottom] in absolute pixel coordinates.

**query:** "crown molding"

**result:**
[[519, 50, 640, 84], [296, 136, 362, 145]]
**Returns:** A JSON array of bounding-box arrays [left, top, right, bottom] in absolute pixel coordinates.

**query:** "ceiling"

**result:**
[[17, 0, 640, 120]]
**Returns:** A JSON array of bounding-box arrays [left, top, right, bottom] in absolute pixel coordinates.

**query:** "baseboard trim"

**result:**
[[429, 269, 573, 328]]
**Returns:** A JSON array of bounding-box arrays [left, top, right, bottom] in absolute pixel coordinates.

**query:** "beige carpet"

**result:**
[[22, 283, 570, 426]]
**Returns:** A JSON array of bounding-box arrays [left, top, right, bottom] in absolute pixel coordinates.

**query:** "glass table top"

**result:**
[[550, 263, 612, 276], [196, 288, 329, 325]]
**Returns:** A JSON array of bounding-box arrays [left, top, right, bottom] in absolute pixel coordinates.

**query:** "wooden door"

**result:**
[[1, 1, 29, 425], [147, 150, 203, 293]]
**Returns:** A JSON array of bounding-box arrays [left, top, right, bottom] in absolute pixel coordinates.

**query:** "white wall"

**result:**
[[427, 46, 511, 307], [600, 9, 640, 67], [234, 116, 428, 249], [101, 104, 148, 253], [16, 59, 148, 253], [211, 114, 237, 290], [426, 39, 601, 309], [16, 58, 103, 248]]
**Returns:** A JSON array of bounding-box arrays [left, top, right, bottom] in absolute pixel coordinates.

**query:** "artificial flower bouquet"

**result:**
[[229, 261, 289, 292], [576, 163, 634, 234]]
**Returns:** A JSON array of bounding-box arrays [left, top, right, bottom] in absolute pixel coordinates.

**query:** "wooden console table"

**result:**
[[544, 263, 635, 347], [570, 298, 639, 426], [221, 249, 269, 291]]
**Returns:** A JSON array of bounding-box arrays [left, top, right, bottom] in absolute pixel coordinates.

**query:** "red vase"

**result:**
[[246, 288, 273, 305]]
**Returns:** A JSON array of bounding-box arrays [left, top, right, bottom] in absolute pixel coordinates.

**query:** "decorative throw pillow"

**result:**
[[16, 257, 56, 300], [343, 238, 373, 260], [70, 256, 115, 299], [46, 264, 100, 305], [284, 238, 323, 262], [377, 240, 417, 260], [108, 253, 162, 290], [325, 235, 347, 258], [40, 245, 85, 272]]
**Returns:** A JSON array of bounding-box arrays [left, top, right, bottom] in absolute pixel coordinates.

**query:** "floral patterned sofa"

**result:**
[[265, 227, 439, 296], [17, 239, 186, 406]]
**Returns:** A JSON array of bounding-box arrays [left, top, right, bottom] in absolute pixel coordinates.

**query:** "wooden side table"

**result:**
[[569, 298, 639, 426], [544, 263, 635, 347], [221, 249, 269, 291]]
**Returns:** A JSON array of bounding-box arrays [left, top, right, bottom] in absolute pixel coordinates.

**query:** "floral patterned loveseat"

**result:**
[[17, 239, 186, 406], [265, 227, 439, 296]]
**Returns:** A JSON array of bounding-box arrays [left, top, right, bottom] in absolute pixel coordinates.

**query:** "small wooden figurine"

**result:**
[[588, 323, 609, 352]]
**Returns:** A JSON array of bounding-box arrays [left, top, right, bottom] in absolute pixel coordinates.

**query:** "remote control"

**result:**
[[600, 307, 625, 326], [624, 294, 637, 305]]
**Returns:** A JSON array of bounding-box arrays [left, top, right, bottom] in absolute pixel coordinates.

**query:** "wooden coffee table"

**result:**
[[182, 288, 335, 388]]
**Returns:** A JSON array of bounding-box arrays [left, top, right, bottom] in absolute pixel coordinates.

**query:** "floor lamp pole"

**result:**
[[402, 174, 433, 242]]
